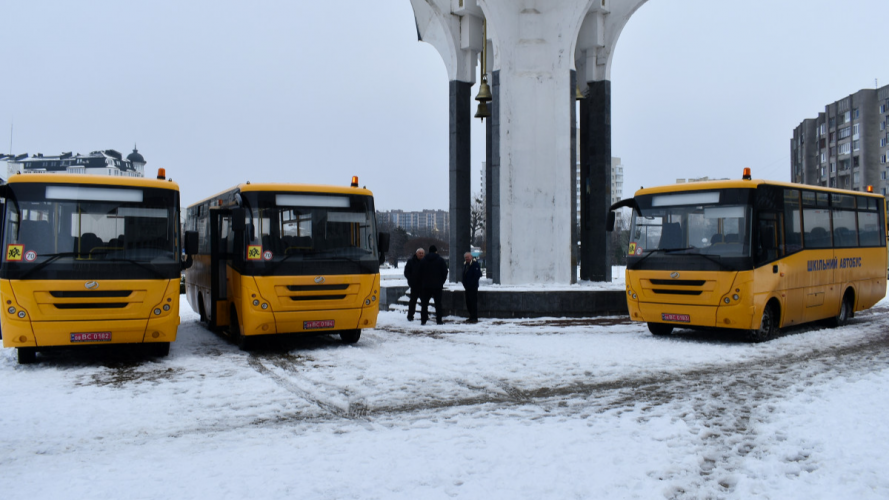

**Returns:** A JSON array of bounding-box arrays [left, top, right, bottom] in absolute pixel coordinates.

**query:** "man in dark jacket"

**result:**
[[419, 245, 449, 325], [402, 247, 425, 321], [462, 252, 482, 323]]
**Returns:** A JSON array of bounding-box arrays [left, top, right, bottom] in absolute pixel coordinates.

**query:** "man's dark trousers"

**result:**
[[420, 289, 443, 324]]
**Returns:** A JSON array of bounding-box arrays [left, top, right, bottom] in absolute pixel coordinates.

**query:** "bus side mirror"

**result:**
[[184, 231, 198, 255], [606, 211, 616, 232], [377, 232, 390, 265], [231, 208, 246, 232]]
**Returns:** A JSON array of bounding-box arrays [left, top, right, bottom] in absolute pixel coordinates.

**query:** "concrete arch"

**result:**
[[575, 0, 650, 86]]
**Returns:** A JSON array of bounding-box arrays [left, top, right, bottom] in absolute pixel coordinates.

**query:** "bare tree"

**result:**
[[470, 191, 485, 247]]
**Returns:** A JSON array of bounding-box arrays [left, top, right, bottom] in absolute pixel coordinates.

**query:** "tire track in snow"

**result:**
[[246, 356, 373, 426]]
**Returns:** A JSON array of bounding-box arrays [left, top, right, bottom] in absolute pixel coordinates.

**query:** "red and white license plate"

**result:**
[[71, 332, 112, 343], [304, 320, 335, 330], [661, 313, 690, 323]]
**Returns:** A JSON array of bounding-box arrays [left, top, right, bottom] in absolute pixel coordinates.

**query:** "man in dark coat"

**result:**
[[402, 247, 425, 321], [462, 252, 482, 323], [419, 245, 449, 325]]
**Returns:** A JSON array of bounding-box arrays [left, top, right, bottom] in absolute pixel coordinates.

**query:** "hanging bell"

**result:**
[[575, 85, 585, 100], [474, 101, 491, 121], [475, 77, 493, 103]]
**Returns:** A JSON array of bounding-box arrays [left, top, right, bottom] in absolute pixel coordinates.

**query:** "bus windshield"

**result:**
[[238, 191, 379, 274], [1, 182, 180, 280], [629, 189, 754, 270]]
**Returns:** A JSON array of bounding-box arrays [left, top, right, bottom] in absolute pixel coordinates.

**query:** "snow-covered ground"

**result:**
[[1, 294, 888, 499]]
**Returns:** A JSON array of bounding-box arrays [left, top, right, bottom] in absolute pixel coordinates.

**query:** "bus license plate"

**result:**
[[71, 332, 112, 343], [304, 320, 335, 330], [661, 313, 690, 323]]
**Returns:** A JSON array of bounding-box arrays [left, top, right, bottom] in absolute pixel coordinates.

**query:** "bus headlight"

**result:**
[[17, 311, 25, 318], [724, 298, 730, 304], [163, 304, 171, 311], [253, 299, 260, 306], [154, 308, 162, 315], [7, 306, 15, 314], [261, 303, 268, 310], [732, 294, 740, 301], [365, 299, 371, 306]]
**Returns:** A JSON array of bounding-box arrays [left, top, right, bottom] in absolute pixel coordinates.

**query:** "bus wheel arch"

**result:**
[[746, 299, 780, 343]]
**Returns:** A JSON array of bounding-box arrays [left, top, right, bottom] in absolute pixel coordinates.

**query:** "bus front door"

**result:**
[[209, 208, 234, 329]]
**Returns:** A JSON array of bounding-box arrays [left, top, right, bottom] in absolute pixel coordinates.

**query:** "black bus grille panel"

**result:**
[[649, 280, 706, 287], [651, 289, 702, 296], [54, 303, 129, 309], [286, 284, 350, 292], [290, 295, 347, 301], [50, 291, 133, 298]]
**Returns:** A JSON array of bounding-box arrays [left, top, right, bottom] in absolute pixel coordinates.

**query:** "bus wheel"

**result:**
[[230, 305, 252, 351], [198, 294, 208, 323], [747, 303, 777, 343], [830, 292, 854, 328], [148, 342, 170, 357], [339, 330, 361, 344], [647, 323, 673, 336], [17, 347, 37, 364]]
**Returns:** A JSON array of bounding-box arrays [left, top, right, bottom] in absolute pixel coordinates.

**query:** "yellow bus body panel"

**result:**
[[626, 242, 887, 332], [1, 278, 180, 348], [625, 179, 887, 333], [186, 263, 380, 338]]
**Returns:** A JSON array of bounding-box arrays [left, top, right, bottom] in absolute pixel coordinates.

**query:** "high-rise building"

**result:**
[[791, 85, 889, 195], [376, 209, 449, 236]]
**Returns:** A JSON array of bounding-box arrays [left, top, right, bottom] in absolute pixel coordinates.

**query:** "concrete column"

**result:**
[[478, 1, 589, 284], [487, 70, 501, 284], [570, 69, 578, 284], [579, 80, 612, 282], [449, 81, 472, 282]]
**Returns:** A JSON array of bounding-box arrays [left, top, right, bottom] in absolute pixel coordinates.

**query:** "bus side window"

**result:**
[[784, 189, 802, 253]]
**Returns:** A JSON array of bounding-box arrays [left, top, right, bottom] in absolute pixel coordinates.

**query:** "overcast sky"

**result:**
[[1, 0, 886, 211]]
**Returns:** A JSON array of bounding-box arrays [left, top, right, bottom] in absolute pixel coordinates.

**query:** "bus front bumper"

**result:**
[[241, 306, 379, 337], [629, 301, 755, 330], [2, 313, 179, 348]]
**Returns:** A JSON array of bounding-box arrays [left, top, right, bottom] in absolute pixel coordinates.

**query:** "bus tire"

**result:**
[[17, 347, 36, 365], [339, 330, 361, 344], [231, 305, 252, 351], [149, 342, 170, 357], [647, 323, 673, 336], [198, 294, 208, 323], [746, 302, 778, 343], [829, 291, 854, 328]]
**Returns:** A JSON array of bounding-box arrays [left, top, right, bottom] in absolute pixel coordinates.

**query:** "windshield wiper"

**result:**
[[17, 251, 110, 279], [629, 247, 736, 271], [103, 258, 167, 279], [259, 252, 362, 276], [259, 251, 302, 276]]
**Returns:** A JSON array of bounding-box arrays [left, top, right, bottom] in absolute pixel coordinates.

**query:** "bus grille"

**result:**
[[286, 284, 349, 292], [289, 295, 347, 301], [49, 291, 133, 298], [651, 289, 703, 296], [54, 303, 129, 309], [648, 280, 705, 287]]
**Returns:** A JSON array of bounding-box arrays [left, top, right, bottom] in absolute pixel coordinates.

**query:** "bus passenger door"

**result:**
[[209, 208, 234, 328]]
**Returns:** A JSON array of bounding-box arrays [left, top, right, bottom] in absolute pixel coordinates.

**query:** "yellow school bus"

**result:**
[[184, 178, 387, 348], [1, 171, 193, 363], [607, 170, 887, 341]]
